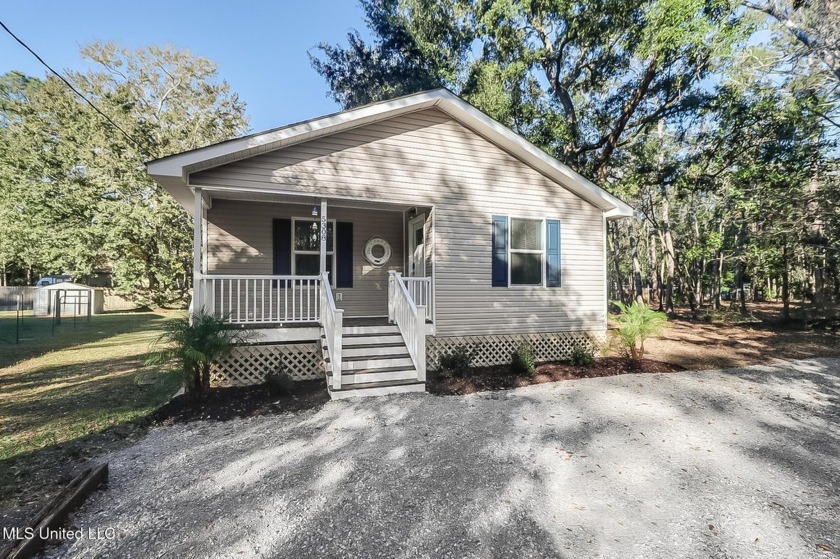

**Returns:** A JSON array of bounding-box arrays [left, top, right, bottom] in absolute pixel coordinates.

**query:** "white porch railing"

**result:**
[[319, 272, 344, 389], [388, 271, 426, 381], [400, 276, 433, 322], [197, 274, 321, 324]]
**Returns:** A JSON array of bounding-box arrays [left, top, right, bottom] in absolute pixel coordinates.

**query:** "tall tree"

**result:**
[[312, 0, 746, 181], [310, 0, 475, 108], [0, 44, 248, 303]]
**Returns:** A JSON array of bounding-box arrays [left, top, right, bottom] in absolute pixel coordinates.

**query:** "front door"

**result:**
[[408, 214, 426, 277]]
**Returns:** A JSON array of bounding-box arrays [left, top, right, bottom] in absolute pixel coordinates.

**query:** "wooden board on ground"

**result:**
[[1, 463, 108, 559]]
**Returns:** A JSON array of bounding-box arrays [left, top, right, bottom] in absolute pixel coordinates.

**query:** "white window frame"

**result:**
[[291, 217, 336, 287], [507, 215, 546, 288]]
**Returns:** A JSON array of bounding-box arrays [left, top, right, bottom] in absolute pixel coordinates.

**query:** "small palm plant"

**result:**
[[611, 300, 667, 360], [146, 311, 254, 396]]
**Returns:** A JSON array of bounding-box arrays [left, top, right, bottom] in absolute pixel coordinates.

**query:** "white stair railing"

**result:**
[[400, 276, 432, 322], [388, 271, 426, 381], [320, 272, 344, 389], [197, 274, 321, 324]]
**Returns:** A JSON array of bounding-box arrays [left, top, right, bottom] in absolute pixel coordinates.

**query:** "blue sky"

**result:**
[[1, 1, 369, 131]]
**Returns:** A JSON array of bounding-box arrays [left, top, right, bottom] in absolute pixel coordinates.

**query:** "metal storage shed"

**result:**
[[33, 282, 104, 317]]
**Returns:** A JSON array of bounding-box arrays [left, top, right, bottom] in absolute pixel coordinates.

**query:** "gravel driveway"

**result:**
[[46, 358, 839, 558]]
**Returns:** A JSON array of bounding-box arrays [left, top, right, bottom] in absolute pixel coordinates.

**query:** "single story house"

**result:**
[[147, 89, 633, 398]]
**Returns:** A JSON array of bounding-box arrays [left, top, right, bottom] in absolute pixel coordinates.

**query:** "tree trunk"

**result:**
[[732, 260, 745, 315], [631, 235, 644, 303], [731, 217, 748, 316], [659, 260, 667, 311], [656, 120, 675, 314], [782, 241, 791, 320], [682, 262, 698, 318], [608, 224, 628, 304], [807, 137, 829, 317], [696, 258, 704, 309], [713, 248, 723, 311], [648, 226, 660, 306], [661, 230, 676, 314]]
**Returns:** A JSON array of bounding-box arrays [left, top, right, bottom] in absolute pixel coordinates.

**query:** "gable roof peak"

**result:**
[[147, 89, 632, 219]]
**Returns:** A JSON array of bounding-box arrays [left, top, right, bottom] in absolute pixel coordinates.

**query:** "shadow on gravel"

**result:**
[[50, 359, 840, 558]]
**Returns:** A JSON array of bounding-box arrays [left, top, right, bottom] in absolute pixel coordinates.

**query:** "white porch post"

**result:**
[[319, 200, 328, 276], [192, 187, 203, 317]]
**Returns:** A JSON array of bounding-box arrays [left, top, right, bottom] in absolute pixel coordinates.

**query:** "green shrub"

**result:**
[[570, 343, 595, 367], [611, 300, 667, 360], [145, 311, 254, 396], [510, 343, 536, 376], [437, 346, 475, 378], [265, 367, 295, 396]]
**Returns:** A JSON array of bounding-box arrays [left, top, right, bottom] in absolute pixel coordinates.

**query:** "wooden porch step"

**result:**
[[341, 355, 413, 370], [339, 342, 405, 349], [322, 343, 407, 358], [341, 343, 407, 358], [322, 341, 404, 350], [342, 325, 400, 336], [339, 365, 417, 375], [329, 366, 417, 384], [343, 331, 402, 338], [342, 333, 404, 345], [325, 352, 411, 362], [327, 378, 426, 400]]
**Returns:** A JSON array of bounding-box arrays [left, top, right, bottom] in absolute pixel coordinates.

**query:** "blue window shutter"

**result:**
[[336, 221, 353, 288], [272, 218, 291, 275], [546, 219, 561, 287], [492, 215, 509, 287]]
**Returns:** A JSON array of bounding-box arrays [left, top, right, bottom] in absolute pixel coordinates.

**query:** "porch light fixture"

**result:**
[[311, 198, 318, 217]]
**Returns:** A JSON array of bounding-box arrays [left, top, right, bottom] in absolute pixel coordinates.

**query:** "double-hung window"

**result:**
[[492, 215, 561, 288], [509, 218, 544, 286], [292, 218, 335, 284]]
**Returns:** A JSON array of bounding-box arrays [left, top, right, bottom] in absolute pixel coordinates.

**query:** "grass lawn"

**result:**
[[0, 310, 183, 525]]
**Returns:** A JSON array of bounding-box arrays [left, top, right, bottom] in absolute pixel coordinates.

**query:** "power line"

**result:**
[[0, 19, 143, 148]]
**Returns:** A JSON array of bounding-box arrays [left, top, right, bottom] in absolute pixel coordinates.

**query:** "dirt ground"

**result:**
[[149, 380, 330, 425], [428, 358, 683, 395], [430, 302, 840, 396], [642, 302, 840, 370]]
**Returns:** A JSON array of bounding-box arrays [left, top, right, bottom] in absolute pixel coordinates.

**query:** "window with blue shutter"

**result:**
[[546, 219, 561, 287], [492, 215, 509, 287]]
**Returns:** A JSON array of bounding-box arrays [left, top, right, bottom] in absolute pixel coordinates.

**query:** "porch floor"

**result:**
[[228, 316, 391, 330]]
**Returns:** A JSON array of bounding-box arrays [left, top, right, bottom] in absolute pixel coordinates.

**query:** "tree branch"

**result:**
[[741, 0, 840, 82]]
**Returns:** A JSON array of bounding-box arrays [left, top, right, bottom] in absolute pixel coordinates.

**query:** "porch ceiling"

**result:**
[[203, 188, 423, 212]]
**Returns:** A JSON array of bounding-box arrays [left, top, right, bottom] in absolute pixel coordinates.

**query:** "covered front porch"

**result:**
[[188, 187, 433, 395], [190, 188, 434, 329]]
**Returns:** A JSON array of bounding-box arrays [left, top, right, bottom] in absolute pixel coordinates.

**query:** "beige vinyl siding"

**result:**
[[194, 108, 605, 336], [206, 200, 403, 317]]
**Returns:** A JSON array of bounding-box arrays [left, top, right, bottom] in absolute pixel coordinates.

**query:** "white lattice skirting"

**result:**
[[426, 331, 606, 369], [211, 342, 324, 386]]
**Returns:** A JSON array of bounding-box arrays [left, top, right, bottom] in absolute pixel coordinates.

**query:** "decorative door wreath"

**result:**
[[364, 236, 392, 266]]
